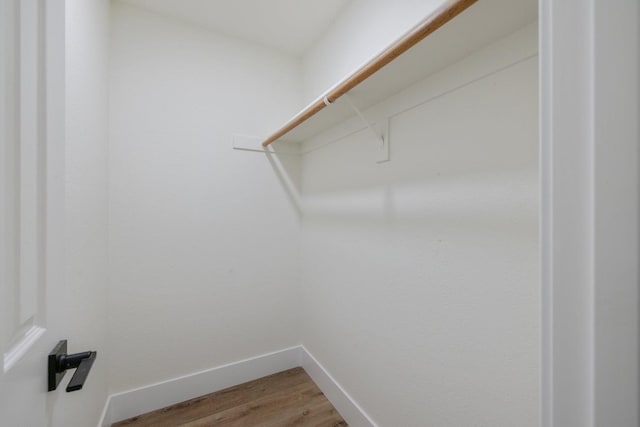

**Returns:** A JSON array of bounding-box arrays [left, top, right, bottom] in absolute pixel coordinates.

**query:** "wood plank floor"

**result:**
[[112, 367, 348, 427]]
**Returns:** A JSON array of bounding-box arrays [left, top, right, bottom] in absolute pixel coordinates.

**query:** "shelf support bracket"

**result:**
[[343, 94, 389, 163]]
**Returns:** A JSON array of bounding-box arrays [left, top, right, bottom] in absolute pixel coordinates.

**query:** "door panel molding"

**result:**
[[1, 0, 48, 374]]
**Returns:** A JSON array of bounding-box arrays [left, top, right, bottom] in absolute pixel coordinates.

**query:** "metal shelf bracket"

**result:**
[[343, 94, 390, 163]]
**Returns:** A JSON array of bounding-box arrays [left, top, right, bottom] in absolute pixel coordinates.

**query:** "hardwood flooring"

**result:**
[[111, 367, 348, 427]]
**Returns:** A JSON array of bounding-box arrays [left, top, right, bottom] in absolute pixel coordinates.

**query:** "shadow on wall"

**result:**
[[265, 149, 302, 218], [264, 55, 538, 235], [268, 149, 537, 236]]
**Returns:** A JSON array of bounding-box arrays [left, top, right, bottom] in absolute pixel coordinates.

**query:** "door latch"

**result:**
[[48, 340, 97, 392]]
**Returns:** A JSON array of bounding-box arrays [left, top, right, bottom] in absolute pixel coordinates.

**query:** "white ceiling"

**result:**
[[118, 0, 350, 55]]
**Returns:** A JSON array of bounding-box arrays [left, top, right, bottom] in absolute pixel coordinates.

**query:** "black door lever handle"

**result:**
[[48, 340, 98, 392], [65, 351, 96, 392]]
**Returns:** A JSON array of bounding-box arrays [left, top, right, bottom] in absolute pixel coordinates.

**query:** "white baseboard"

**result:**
[[98, 346, 301, 426], [98, 345, 375, 427], [300, 345, 378, 427]]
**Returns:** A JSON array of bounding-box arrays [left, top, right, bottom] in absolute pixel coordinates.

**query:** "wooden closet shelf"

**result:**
[[261, 0, 477, 147], [261, 0, 537, 147]]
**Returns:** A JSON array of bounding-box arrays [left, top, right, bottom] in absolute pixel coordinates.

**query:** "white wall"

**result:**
[[55, 0, 111, 425], [299, 24, 539, 426], [108, 2, 303, 393], [302, 0, 445, 103]]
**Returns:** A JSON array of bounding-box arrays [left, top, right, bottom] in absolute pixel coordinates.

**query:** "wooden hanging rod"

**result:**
[[261, 0, 478, 147]]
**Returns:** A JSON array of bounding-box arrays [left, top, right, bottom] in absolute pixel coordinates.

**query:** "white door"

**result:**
[[0, 0, 67, 425]]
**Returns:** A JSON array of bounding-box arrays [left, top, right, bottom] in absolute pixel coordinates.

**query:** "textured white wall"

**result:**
[[299, 26, 539, 426], [108, 3, 303, 393], [58, 0, 110, 425]]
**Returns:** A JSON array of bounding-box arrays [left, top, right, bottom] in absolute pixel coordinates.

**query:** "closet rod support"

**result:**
[[343, 94, 384, 146], [343, 94, 390, 163]]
